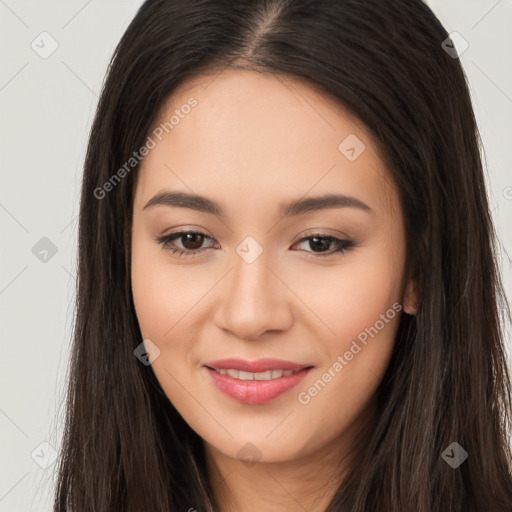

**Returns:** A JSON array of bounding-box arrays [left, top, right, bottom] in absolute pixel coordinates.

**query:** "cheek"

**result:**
[[289, 237, 403, 410], [130, 243, 205, 410], [130, 237, 216, 404], [289, 237, 403, 346], [131, 231, 203, 341], [131, 237, 165, 340]]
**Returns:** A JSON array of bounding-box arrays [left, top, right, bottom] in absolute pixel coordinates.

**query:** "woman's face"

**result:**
[[131, 70, 415, 465]]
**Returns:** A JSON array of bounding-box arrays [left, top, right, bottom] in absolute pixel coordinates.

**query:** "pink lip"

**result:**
[[202, 359, 313, 405], [203, 358, 310, 373]]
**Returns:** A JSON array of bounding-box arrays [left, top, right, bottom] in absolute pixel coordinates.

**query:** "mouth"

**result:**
[[206, 367, 307, 380], [202, 358, 314, 405]]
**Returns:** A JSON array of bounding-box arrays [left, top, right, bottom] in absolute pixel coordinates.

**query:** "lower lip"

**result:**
[[204, 367, 312, 405]]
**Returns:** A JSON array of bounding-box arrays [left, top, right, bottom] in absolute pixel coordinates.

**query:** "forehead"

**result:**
[[134, 70, 399, 221]]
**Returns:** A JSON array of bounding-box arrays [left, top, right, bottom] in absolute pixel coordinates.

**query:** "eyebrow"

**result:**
[[142, 190, 373, 217]]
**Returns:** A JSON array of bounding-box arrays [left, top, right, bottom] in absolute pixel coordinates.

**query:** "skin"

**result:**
[[131, 69, 417, 512]]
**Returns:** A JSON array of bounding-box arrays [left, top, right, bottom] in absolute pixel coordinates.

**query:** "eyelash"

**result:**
[[154, 230, 355, 258]]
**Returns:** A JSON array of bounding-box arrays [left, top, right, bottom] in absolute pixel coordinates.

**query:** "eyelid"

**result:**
[[155, 228, 355, 258], [153, 229, 217, 256], [291, 227, 351, 243]]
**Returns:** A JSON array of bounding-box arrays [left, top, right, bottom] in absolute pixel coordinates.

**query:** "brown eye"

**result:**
[[178, 232, 206, 250], [155, 230, 355, 258], [292, 234, 355, 256], [155, 231, 216, 256]]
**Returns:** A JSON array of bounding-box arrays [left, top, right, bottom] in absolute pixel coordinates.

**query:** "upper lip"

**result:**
[[203, 358, 313, 373]]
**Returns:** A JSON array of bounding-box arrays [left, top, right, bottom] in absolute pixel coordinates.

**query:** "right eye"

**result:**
[[155, 230, 218, 257]]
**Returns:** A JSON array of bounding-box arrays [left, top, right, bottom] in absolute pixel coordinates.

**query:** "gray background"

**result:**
[[1, 1, 511, 510]]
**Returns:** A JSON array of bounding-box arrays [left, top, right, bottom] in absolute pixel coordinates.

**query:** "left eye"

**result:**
[[155, 230, 354, 257]]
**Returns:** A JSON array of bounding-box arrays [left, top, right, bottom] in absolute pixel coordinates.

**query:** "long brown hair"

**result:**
[[53, 0, 512, 510]]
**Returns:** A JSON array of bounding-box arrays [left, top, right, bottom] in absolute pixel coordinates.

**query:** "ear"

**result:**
[[401, 275, 419, 315]]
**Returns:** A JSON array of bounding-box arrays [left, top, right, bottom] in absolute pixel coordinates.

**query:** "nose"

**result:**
[[213, 249, 294, 340]]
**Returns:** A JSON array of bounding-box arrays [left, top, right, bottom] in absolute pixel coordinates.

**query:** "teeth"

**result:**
[[214, 368, 300, 380]]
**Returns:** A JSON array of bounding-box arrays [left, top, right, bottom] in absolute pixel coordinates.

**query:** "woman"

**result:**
[[53, 0, 512, 510]]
